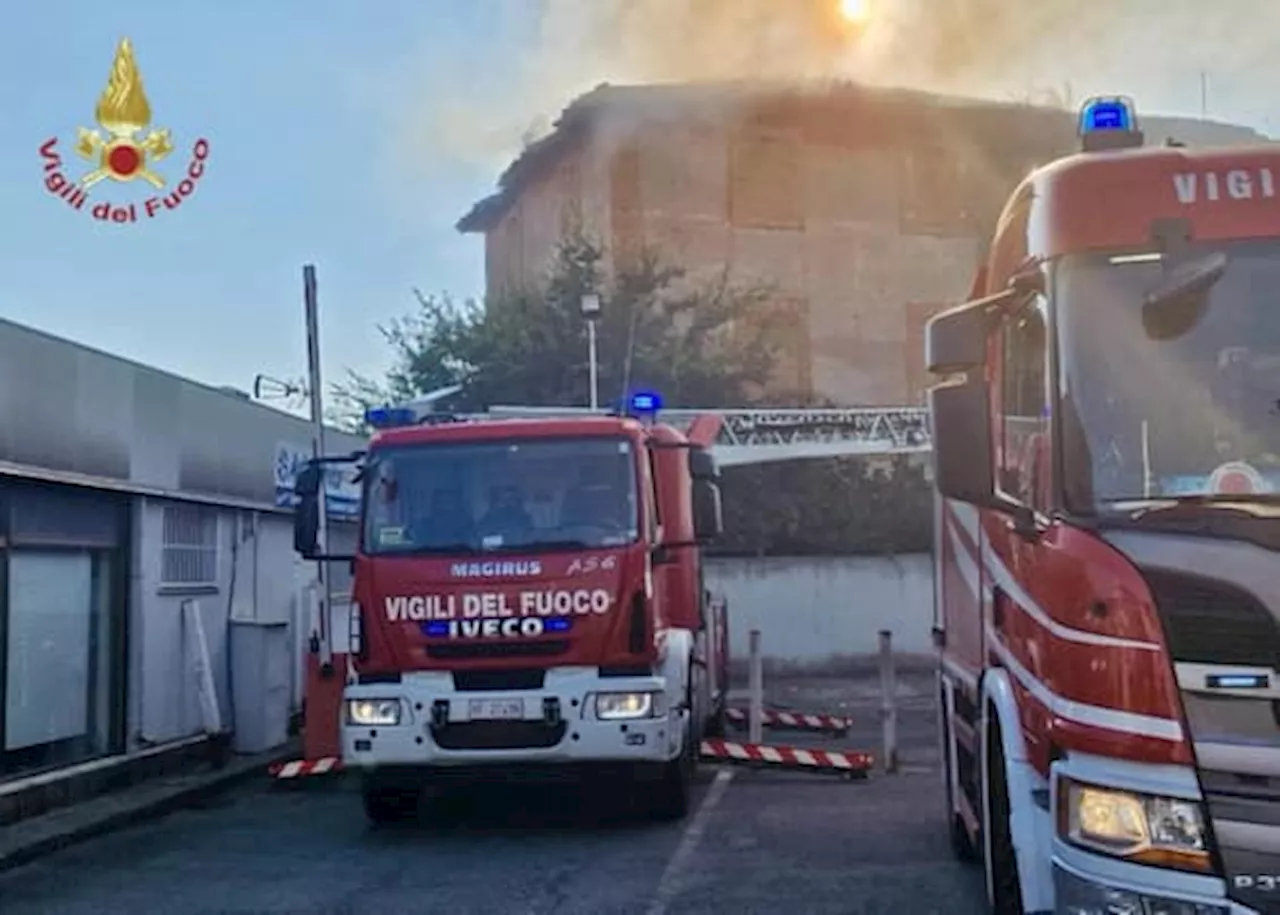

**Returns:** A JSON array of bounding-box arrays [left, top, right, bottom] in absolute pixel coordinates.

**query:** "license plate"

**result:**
[[467, 699, 525, 720]]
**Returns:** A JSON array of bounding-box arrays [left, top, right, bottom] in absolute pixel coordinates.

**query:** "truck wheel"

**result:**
[[361, 779, 418, 825], [983, 717, 1024, 914], [651, 701, 696, 821], [940, 687, 978, 864]]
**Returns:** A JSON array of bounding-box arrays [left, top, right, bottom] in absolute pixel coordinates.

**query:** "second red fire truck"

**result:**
[[929, 96, 1280, 913], [293, 394, 730, 823]]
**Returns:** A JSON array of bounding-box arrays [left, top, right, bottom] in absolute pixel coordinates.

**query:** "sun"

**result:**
[[838, 0, 871, 26]]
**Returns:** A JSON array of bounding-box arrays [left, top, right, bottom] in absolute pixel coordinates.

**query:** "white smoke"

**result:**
[[395, 0, 1280, 174]]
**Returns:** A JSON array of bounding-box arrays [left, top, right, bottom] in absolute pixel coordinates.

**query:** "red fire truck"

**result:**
[[929, 96, 1280, 914], [292, 394, 729, 823]]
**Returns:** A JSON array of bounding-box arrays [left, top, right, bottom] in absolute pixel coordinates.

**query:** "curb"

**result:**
[[0, 740, 298, 875]]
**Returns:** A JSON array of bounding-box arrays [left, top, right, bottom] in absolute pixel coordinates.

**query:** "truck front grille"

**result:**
[[430, 720, 567, 751], [426, 640, 569, 661], [1142, 568, 1278, 667], [1139, 565, 1280, 913]]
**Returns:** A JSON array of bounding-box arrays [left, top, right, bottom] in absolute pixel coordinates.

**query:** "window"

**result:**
[[362, 437, 639, 555], [729, 129, 804, 230], [161, 504, 219, 585], [999, 296, 1050, 508], [899, 147, 975, 237]]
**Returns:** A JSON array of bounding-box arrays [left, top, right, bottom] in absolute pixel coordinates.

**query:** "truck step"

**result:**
[[269, 756, 343, 779], [725, 707, 853, 735], [699, 738, 872, 777]]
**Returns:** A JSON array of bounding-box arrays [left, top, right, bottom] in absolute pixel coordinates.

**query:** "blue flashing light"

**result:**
[[545, 617, 572, 633], [1079, 97, 1135, 135], [629, 390, 663, 414], [364, 405, 417, 429], [424, 621, 450, 638]]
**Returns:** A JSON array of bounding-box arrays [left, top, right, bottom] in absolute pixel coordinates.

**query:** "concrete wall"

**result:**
[[705, 553, 934, 670]]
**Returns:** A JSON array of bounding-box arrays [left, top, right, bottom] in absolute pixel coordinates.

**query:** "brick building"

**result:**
[[458, 82, 1267, 405]]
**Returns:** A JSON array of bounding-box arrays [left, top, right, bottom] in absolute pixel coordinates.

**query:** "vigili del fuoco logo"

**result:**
[[38, 38, 210, 223]]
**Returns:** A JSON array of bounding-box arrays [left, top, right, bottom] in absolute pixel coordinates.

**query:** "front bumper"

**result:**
[[341, 666, 683, 769], [1053, 840, 1254, 914]]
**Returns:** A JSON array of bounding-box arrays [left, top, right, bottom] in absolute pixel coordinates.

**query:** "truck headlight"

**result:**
[[1058, 778, 1211, 873], [346, 698, 401, 726], [596, 692, 658, 720]]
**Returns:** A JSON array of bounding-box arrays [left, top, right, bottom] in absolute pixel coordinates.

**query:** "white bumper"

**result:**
[[341, 666, 685, 769]]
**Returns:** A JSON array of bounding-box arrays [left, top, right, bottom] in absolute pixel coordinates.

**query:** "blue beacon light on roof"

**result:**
[[364, 405, 418, 429], [629, 391, 663, 413], [1080, 99, 1133, 133], [1077, 96, 1143, 152]]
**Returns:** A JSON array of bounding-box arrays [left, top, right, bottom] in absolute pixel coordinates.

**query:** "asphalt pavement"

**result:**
[[0, 670, 987, 915]]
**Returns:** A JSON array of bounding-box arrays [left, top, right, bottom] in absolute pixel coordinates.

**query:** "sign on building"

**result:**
[[273, 443, 360, 519]]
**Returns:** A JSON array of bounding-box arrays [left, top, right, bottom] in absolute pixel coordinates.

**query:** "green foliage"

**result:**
[[329, 233, 788, 431], [332, 231, 934, 557], [712, 455, 933, 557]]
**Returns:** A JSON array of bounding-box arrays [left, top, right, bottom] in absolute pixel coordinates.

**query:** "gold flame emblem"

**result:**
[[75, 38, 174, 189]]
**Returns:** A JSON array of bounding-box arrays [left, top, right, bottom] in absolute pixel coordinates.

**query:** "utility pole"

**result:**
[[581, 293, 601, 410], [303, 264, 333, 675], [1200, 70, 1209, 118]]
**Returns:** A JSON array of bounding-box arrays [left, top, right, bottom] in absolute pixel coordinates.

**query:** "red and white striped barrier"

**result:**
[[270, 756, 343, 779], [700, 738, 872, 775], [726, 707, 853, 735]]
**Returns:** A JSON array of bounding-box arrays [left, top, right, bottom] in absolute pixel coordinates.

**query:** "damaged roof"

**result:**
[[455, 80, 1269, 234]]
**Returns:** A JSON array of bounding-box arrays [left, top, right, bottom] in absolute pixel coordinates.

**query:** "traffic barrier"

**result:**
[[700, 738, 872, 777], [726, 707, 852, 735], [270, 756, 343, 779]]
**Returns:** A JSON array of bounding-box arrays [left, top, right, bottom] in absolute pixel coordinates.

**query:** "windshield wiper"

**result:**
[[1112, 493, 1280, 519], [482, 539, 593, 552], [384, 542, 480, 556]]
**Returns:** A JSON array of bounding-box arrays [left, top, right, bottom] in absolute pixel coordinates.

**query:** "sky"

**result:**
[[1, 1, 1277, 412], [0, 0, 529, 406]]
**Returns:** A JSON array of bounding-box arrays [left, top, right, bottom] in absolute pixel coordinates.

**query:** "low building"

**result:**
[[0, 316, 363, 784], [459, 81, 1268, 404]]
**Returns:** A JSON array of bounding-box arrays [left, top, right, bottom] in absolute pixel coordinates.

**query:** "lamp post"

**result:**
[[581, 293, 601, 410]]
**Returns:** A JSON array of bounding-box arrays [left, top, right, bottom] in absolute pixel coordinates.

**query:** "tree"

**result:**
[[330, 233, 788, 430]]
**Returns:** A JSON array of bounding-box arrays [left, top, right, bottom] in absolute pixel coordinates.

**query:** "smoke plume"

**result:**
[[402, 0, 1279, 174]]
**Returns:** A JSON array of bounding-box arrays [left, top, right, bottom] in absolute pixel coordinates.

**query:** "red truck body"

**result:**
[[930, 98, 1280, 913], [294, 411, 729, 822]]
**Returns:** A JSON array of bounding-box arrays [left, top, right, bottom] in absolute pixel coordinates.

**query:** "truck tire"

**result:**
[[939, 686, 978, 864], [361, 779, 418, 825], [984, 716, 1024, 914], [650, 689, 697, 821]]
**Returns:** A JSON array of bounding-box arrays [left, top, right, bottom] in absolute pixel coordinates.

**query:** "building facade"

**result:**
[[459, 82, 1268, 405], [0, 316, 364, 783]]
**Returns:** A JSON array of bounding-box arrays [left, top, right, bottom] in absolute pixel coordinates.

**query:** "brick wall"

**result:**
[[476, 89, 1268, 406]]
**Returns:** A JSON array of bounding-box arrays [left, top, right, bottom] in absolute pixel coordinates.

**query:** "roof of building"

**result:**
[[456, 80, 1269, 234]]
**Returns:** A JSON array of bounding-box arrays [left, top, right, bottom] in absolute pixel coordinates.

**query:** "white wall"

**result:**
[[705, 553, 934, 667], [129, 497, 317, 746]]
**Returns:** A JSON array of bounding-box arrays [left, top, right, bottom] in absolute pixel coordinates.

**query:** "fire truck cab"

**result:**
[[293, 394, 729, 823], [929, 97, 1280, 914]]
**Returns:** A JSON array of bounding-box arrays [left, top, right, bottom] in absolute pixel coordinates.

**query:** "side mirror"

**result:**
[[651, 544, 677, 566], [688, 447, 719, 482], [691, 478, 724, 542], [927, 299, 990, 375], [928, 378, 998, 508], [292, 463, 322, 557]]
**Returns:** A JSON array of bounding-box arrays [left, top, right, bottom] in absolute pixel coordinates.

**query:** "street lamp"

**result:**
[[581, 293, 601, 410]]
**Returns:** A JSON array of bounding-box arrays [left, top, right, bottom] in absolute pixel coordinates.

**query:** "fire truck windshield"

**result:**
[[1057, 238, 1280, 510], [360, 436, 640, 555]]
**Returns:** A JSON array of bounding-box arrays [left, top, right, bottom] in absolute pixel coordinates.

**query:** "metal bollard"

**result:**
[[878, 629, 898, 773], [748, 629, 764, 745]]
